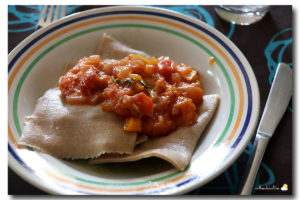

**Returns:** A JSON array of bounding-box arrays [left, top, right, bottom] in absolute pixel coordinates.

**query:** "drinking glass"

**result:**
[[215, 5, 270, 25]]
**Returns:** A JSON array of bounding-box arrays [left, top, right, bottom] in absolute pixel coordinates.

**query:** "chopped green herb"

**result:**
[[116, 78, 136, 87], [116, 79, 122, 84], [140, 80, 149, 89]]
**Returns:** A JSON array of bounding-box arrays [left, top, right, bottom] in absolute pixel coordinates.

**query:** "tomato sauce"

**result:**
[[59, 54, 203, 137]]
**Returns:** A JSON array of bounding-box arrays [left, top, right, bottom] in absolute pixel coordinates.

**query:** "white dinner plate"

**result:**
[[8, 6, 260, 195]]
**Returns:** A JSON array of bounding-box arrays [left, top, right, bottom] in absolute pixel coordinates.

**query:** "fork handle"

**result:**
[[239, 134, 270, 195]]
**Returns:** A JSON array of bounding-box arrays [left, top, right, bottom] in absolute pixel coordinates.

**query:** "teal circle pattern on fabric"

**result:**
[[8, 5, 81, 32]]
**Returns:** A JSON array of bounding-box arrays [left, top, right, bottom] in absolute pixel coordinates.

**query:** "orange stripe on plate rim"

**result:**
[[43, 168, 191, 193]]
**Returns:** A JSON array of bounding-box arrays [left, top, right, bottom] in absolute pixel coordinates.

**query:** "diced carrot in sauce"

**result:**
[[177, 64, 193, 76], [157, 57, 176, 79], [84, 55, 101, 65], [65, 95, 90, 105], [172, 96, 197, 126], [132, 54, 149, 63], [124, 117, 142, 132], [103, 63, 114, 75], [114, 65, 132, 80], [129, 74, 142, 81], [149, 57, 158, 65], [178, 83, 203, 105], [142, 114, 176, 137], [132, 92, 154, 117], [59, 54, 204, 137], [145, 64, 155, 74], [171, 72, 181, 84], [131, 82, 145, 92]]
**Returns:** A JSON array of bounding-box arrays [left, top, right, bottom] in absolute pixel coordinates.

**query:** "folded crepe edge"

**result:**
[[95, 33, 151, 59], [17, 87, 141, 159], [18, 124, 146, 160], [18, 127, 137, 160], [18, 141, 134, 160], [89, 94, 220, 171]]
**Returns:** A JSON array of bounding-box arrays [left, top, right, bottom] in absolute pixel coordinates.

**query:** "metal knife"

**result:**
[[239, 63, 293, 195]]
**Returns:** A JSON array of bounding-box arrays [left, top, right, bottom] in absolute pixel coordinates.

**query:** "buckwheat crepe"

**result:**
[[19, 33, 220, 171], [89, 94, 219, 171], [18, 88, 138, 159], [96, 33, 151, 60], [19, 34, 152, 159]]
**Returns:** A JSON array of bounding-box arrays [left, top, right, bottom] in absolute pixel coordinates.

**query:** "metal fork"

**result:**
[[36, 5, 66, 29]]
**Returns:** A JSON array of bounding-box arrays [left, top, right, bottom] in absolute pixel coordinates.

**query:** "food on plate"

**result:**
[[19, 88, 138, 159], [19, 34, 220, 170], [90, 94, 219, 171], [58, 54, 204, 137]]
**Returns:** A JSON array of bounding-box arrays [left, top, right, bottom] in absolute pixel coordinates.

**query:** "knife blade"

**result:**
[[239, 63, 293, 195]]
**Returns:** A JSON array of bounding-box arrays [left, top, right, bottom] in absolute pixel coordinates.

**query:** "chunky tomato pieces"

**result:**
[[59, 54, 203, 137]]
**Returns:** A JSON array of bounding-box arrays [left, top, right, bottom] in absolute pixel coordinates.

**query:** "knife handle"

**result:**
[[239, 134, 270, 195]]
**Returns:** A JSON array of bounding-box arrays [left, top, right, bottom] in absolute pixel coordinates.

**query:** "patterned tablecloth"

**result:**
[[8, 5, 293, 195]]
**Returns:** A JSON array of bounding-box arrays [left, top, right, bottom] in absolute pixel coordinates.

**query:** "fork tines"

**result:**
[[36, 5, 66, 29]]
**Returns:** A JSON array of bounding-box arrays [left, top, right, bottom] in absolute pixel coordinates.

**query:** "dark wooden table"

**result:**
[[8, 5, 293, 195]]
